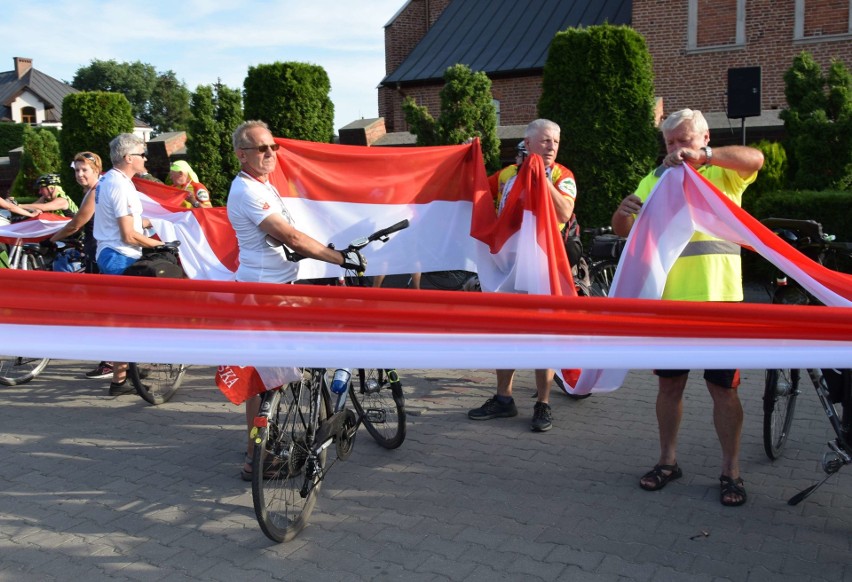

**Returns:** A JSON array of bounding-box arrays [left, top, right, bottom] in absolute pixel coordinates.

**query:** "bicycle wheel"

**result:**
[[253, 376, 330, 543], [588, 261, 618, 297], [350, 368, 406, 449], [763, 369, 800, 460], [129, 363, 187, 405], [422, 270, 476, 290], [0, 356, 50, 386]]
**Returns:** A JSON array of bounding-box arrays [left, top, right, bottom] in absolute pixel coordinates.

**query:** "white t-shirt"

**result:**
[[93, 169, 144, 260], [227, 172, 298, 283]]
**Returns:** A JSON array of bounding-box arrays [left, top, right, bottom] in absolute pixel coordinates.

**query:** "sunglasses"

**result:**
[[129, 152, 148, 159], [240, 143, 280, 153]]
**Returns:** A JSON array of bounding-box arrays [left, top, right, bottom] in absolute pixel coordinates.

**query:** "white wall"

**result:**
[[10, 90, 44, 124]]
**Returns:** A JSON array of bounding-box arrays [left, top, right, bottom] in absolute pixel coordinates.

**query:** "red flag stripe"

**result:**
[[1, 269, 850, 342]]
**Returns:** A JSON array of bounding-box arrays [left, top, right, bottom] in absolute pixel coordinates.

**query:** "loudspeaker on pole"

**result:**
[[727, 66, 761, 119]]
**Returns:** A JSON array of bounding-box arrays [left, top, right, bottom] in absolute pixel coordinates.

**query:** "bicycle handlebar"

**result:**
[[347, 219, 410, 251], [265, 220, 411, 262]]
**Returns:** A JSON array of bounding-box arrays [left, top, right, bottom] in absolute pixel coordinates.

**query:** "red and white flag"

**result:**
[[0, 143, 850, 405], [0, 213, 69, 244]]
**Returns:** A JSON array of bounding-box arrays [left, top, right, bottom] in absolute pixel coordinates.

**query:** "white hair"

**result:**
[[525, 118, 560, 138], [660, 109, 708, 136]]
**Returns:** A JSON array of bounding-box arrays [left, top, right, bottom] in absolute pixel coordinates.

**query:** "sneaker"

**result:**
[[531, 402, 552, 432], [468, 396, 518, 420], [86, 362, 114, 378], [108, 380, 135, 396]]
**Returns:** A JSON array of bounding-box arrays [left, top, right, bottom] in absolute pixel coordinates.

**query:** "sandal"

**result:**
[[240, 454, 253, 481], [719, 475, 747, 506], [240, 453, 282, 481], [639, 463, 683, 491]]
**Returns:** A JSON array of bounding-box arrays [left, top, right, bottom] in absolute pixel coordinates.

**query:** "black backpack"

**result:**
[[561, 214, 582, 268], [123, 247, 185, 279]]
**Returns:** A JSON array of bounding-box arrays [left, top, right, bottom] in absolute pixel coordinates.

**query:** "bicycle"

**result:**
[[123, 241, 189, 405], [574, 226, 625, 298], [0, 239, 54, 385], [759, 217, 852, 505], [251, 219, 409, 543]]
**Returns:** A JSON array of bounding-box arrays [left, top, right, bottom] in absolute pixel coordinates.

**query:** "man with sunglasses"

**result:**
[[227, 120, 366, 479], [227, 120, 365, 283], [94, 133, 164, 276], [94, 133, 169, 396]]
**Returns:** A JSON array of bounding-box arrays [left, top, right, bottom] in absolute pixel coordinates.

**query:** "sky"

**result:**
[[1, 0, 406, 132]]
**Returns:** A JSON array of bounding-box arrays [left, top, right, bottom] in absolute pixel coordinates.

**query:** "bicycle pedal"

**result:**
[[365, 409, 387, 423], [822, 451, 845, 475]]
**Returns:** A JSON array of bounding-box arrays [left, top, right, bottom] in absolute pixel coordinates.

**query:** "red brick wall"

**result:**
[[490, 76, 542, 124], [804, 0, 849, 36], [697, 0, 738, 47], [632, 0, 852, 116], [384, 0, 451, 74], [381, 0, 452, 132]]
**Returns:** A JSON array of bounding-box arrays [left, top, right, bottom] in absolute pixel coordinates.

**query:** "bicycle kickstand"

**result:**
[[788, 441, 851, 506]]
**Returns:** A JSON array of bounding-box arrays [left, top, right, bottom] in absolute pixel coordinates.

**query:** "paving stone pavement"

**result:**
[[0, 359, 850, 581]]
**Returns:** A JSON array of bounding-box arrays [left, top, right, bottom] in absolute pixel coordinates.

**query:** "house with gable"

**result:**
[[0, 57, 73, 127], [0, 57, 157, 192]]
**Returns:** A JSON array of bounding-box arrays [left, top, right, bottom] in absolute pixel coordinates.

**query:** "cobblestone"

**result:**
[[0, 358, 849, 580]]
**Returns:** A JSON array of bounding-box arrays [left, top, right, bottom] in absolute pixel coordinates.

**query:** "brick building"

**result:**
[[375, 0, 852, 145]]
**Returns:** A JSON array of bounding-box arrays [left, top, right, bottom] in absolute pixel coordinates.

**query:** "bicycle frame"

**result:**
[[760, 217, 852, 503], [251, 221, 410, 542], [807, 368, 852, 457]]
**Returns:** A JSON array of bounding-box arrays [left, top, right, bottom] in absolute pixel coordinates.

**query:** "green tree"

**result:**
[[243, 62, 334, 142], [9, 126, 62, 199], [780, 51, 852, 190], [58, 91, 134, 201], [10, 126, 60, 198], [72, 60, 191, 134], [150, 70, 192, 133], [402, 64, 500, 171], [187, 85, 224, 205], [214, 81, 243, 189], [186, 82, 243, 206], [0, 123, 27, 157], [538, 24, 659, 228]]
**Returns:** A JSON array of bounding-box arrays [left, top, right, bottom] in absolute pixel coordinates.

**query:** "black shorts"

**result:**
[[654, 368, 740, 389]]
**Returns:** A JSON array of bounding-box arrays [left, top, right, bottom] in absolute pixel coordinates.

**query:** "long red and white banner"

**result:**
[[0, 141, 850, 404]]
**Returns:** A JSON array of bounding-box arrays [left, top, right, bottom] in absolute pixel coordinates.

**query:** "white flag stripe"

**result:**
[[2, 324, 850, 372], [0, 217, 68, 241], [284, 198, 479, 280]]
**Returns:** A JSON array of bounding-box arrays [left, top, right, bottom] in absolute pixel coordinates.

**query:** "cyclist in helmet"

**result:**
[[515, 139, 528, 165], [21, 174, 79, 217]]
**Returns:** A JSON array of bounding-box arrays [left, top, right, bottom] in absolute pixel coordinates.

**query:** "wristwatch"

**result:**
[[700, 146, 713, 166]]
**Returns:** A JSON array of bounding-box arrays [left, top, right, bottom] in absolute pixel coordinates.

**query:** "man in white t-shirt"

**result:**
[[93, 133, 167, 396], [94, 133, 163, 273], [227, 119, 366, 480]]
